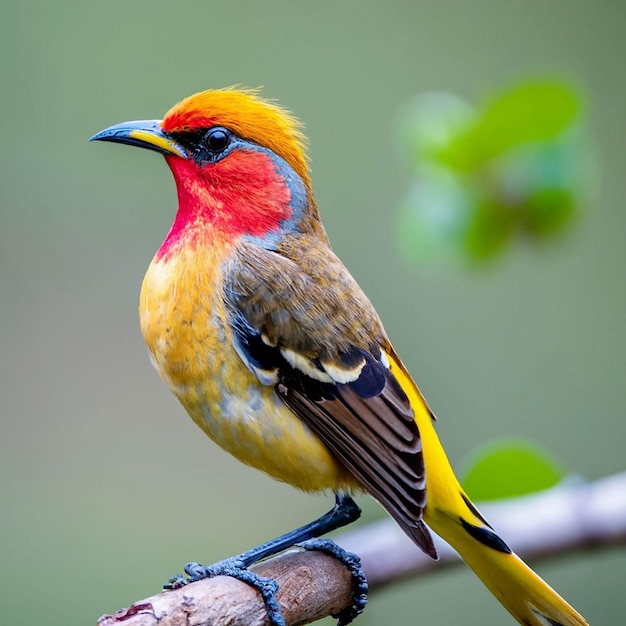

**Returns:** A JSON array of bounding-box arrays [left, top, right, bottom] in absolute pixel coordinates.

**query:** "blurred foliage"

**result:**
[[396, 81, 591, 264], [461, 440, 565, 501]]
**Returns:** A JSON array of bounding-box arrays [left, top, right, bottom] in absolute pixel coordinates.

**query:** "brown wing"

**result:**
[[224, 235, 437, 557], [276, 375, 436, 556]]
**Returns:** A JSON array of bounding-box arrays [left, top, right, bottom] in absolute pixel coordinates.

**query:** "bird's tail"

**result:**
[[388, 355, 588, 626], [426, 503, 588, 625]]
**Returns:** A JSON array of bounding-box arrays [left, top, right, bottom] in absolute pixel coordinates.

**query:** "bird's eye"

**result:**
[[204, 127, 231, 153]]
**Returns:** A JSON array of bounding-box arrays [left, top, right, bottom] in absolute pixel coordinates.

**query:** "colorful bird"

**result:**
[[91, 88, 588, 626]]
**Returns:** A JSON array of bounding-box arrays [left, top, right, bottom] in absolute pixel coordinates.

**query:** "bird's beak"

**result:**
[[89, 119, 186, 158]]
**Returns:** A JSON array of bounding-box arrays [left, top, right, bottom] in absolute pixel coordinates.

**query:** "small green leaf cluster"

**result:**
[[396, 81, 589, 264]]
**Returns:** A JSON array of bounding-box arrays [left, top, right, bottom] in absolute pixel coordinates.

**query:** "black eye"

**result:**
[[204, 127, 231, 153]]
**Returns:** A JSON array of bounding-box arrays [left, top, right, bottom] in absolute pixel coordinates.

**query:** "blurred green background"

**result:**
[[1, 1, 624, 624]]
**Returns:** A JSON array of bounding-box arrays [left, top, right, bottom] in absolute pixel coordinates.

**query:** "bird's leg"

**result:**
[[165, 494, 366, 626]]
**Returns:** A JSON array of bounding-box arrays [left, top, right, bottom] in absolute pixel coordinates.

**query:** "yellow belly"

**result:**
[[139, 241, 357, 493]]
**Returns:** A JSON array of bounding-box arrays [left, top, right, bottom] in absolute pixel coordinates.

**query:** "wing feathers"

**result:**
[[225, 239, 436, 557], [338, 386, 418, 449], [277, 369, 436, 557]]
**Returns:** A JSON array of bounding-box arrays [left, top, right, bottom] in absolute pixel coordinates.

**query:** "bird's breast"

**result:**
[[138, 239, 357, 493]]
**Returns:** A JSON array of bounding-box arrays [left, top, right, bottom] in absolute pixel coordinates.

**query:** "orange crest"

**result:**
[[162, 88, 310, 187]]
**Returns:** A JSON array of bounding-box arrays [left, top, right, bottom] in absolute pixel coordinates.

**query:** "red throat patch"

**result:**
[[157, 149, 292, 258]]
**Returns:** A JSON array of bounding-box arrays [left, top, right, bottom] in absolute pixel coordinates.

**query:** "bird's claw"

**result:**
[[184, 560, 216, 582], [163, 573, 188, 590], [163, 559, 285, 626], [298, 538, 368, 626]]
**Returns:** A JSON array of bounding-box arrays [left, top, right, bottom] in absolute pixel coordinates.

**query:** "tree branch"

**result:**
[[98, 473, 626, 626]]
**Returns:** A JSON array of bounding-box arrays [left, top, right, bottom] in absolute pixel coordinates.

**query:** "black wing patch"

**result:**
[[230, 309, 283, 382]]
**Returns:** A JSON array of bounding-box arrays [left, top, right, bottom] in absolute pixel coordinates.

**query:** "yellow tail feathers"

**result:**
[[426, 505, 588, 625], [388, 354, 588, 625]]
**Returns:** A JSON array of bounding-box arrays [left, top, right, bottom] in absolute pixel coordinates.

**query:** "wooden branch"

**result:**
[[98, 473, 626, 626], [98, 550, 354, 626]]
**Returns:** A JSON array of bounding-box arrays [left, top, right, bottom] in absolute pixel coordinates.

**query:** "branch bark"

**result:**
[[98, 472, 626, 626]]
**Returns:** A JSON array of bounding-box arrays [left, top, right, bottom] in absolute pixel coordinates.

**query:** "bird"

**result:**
[[91, 88, 588, 626]]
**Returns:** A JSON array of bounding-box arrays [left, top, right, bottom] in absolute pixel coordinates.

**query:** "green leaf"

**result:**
[[463, 198, 517, 260], [524, 187, 576, 236], [440, 81, 580, 171], [461, 439, 565, 501]]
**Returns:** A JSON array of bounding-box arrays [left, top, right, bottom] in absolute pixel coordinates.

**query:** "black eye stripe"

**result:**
[[167, 129, 205, 148], [167, 126, 234, 164]]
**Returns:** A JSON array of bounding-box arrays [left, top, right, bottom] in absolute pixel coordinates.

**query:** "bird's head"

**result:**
[[91, 89, 323, 254]]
